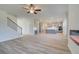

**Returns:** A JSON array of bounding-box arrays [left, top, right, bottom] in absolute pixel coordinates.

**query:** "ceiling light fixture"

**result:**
[[23, 4, 42, 14]]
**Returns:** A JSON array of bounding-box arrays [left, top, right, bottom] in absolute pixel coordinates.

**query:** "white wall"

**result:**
[[17, 18, 34, 35], [0, 10, 19, 42], [68, 5, 79, 54], [63, 18, 68, 37], [69, 5, 79, 30], [62, 17, 69, 44]]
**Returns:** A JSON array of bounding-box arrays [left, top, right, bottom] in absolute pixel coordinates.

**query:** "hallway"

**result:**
[[0, 4, 71, 54]]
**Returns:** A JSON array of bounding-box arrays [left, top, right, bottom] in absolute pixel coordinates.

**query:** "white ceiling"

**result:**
[[0, 4, 68, 19]]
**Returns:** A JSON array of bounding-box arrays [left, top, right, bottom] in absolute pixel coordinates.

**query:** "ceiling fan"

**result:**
[[23, 4, 42, 14]]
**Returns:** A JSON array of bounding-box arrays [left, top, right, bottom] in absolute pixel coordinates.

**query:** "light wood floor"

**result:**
[[0, 34, 71, 54]]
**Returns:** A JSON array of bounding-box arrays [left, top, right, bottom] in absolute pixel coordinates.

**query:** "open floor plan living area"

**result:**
[[0, 4, 79, 54]]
